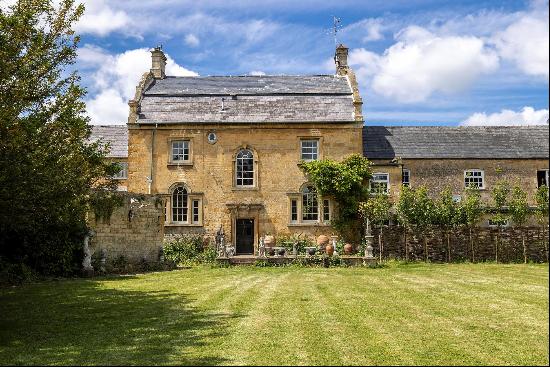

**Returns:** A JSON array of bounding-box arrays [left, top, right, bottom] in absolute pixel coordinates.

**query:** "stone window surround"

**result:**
[[370, 172, 390, 195], [298, 136, 323, 162], [164, 183, 203, 227], [287, 183, 332, 227], [167, 137, 193, 166], [488, 218, 510, 227], [402, 168, 410, 187], [232, 145, 259, 190], [537, 169, 549, 188], [464, 169, 485, 190]]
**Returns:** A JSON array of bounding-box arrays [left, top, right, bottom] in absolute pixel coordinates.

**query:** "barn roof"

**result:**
[[89, 125, 128, 158], [363, 126, 550, 159]]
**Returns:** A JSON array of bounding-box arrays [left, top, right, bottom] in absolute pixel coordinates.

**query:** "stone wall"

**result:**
[[369, 158, 548, 205], [88, 193, 165, 263], [371, 225, 549, 263]]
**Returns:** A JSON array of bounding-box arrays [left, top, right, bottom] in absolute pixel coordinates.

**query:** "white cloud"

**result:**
[[492, 10, 549, 78], [75, 0, 132, 37], [80, 46, 198, 124], [349, 26, 499, 103], [87, 89, 128, 124], [184, 34, 200, 47], [249, 70, 266, 76], [461, 106, 549, 126], [342, 18, 385, 43]]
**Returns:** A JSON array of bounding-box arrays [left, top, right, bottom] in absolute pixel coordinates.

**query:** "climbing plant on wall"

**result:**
[[300, 154, 372, 242]]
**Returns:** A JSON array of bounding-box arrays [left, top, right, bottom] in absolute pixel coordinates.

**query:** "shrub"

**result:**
[[276, 233, 315, 254], [163, 234, 214, 266]]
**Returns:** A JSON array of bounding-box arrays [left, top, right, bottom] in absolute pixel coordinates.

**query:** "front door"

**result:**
[[236, 219, 254, 255]]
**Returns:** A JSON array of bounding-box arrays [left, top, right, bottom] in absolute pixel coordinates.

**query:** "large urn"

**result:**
[[264, 235, 275, 256], [344, 243, 353, 255], [317, 235, 330, 251]]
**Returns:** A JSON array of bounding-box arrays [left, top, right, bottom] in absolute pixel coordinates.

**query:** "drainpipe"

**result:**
[[148, 124, 158, 194]]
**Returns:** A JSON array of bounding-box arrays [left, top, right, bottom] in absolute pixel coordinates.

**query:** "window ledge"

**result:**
[[165, 223, 203, 227], [288, 222, 331, 227], [167, 162, 193, 167], [232, 187, 259, 191]]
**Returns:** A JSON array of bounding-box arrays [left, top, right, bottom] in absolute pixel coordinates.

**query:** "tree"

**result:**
[[509, 186, 530, 263], [359, 193, 392, 260], [300, 154, 372, 242], [0, 0, 118, 277], [435, 188, 461, 262], [490, 180, 510, 262], [397, 185, 436, 262], [396, 185, 416, 260], [534, 185, 549, 261], [414, 186, 436, 262], [462, 185, 484, 262]]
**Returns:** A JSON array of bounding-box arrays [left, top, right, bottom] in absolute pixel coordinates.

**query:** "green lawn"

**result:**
[[0, 263, 548, 366]]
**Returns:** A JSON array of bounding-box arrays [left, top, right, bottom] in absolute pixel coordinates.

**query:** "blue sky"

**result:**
[[69, 0, 548, 126]]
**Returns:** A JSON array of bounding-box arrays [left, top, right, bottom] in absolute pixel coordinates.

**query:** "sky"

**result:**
[[52, 0, 550, 125]]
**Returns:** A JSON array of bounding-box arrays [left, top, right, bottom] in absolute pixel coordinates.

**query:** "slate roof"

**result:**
[[137, 75, 355, 124], [363, 126, 550, 159], [89, 125, 128, 158]]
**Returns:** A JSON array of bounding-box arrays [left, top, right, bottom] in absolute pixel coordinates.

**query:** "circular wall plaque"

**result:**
[[207, 132, 217, 144]]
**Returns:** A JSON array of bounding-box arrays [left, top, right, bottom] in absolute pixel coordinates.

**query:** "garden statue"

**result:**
[[158, 246, 164, 263], [258, 235, 266, 257], [216, 225, 226, 258], [364, 218, 374, 259], [331, 235, 338, 256], [99, 248, 107, 273], [82, 229, 95, 277]]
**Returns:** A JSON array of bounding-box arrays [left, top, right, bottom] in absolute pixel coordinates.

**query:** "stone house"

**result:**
[[363, 126, 549, 227], [91, 45, 549, 254]]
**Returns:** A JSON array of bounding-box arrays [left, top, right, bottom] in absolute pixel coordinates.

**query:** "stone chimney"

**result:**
[[334, 44, 349, 76], [150, 46, 167, 79]]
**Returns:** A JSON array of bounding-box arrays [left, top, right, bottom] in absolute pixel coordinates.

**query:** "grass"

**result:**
[[0, 263, 548, 366]]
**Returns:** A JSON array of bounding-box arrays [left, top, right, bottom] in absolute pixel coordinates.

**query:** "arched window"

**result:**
[[172, 186, 188, 222], [302, 185, 318, 221], [236, 149, 254, 187]]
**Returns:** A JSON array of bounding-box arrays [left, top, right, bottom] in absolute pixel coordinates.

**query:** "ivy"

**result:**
[[300, 154, 372, 241]]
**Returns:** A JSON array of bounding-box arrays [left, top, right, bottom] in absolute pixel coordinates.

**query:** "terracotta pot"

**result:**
[[264, 235, 275, 247], [317, 235, 330, 249], [344, 243, 353, 255], [326, 244, 334, 257]]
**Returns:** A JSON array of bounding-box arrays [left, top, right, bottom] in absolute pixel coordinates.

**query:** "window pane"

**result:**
[[370, 173, 389, 194], [301, 140, 318, 160], [465, 170, 484, 188], [323, 199, 330, 221], [291, 200, 298, 222], [172, 186, 188, 222], [172, 141, 189, 162], [402, 169, 410, 187], [112, 162, 128, 179], [236, 149, 254, 186], [302, 186, 318, 221], [192, 200, 199, 224]]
